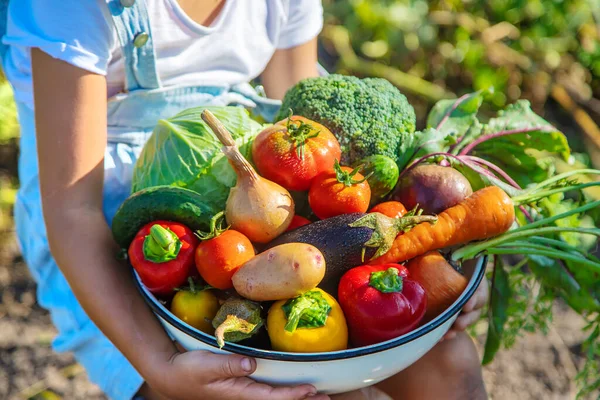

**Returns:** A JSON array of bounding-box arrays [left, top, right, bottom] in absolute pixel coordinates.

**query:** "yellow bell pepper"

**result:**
[[267, 288, 348, 353], [170, 279, 220, 335]]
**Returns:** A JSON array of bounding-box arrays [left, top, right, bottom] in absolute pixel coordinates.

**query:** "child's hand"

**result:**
[[147, 350, 329, 400], [442, 279, 489, 341]]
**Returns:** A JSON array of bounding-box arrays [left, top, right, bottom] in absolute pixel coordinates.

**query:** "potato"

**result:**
[[232, 243, 326, 301]]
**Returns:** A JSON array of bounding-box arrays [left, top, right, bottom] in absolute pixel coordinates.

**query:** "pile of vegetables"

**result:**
[[113, 75, 600, 363]]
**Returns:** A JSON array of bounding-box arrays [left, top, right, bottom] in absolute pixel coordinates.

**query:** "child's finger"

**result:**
[[453, 309, 483, 331], [174, 341, 187, 353], [227, 378, 326, 400], [188, 351, 256, 379], [463, 279, 489, 313]]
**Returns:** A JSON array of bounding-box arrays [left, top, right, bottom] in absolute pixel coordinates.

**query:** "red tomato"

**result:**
[[370, 201, 407, 219], [308, 162, 371, 219], [286, 215, 311, 231], [195, 230, 255, 290], [252, 116, 341, 191]]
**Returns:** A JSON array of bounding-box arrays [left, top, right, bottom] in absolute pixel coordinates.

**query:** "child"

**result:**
[[2, 1, 488, 399]]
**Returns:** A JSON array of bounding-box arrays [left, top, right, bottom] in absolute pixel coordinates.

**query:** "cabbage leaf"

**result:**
[[131, 106, 264, 210]]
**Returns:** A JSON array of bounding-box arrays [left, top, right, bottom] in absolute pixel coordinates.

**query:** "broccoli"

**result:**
[[276, 74, 416, 165]]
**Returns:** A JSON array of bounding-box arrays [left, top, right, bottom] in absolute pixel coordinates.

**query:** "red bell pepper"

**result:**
[[338, 263, 426, 347], [128, 220, 198, 295]]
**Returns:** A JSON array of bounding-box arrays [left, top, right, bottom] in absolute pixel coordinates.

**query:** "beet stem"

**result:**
[[435, 93, 473, 131], [458, 126, 554, 156]]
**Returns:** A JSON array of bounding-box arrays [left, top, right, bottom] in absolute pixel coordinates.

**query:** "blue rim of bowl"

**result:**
[[133, 255, 487, 362]]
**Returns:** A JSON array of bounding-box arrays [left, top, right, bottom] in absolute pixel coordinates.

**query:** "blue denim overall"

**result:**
[[6, 1, 288, 399]]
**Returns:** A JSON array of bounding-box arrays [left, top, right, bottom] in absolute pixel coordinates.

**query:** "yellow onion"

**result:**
[[202, 110, 294, 243]]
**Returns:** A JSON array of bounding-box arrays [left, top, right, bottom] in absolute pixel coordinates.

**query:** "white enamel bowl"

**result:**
[[134, 256, 487, 395]]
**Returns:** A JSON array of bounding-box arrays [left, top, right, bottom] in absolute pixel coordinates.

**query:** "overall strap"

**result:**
[[106, 0, 161, 91], [0, 0, 10, 67]]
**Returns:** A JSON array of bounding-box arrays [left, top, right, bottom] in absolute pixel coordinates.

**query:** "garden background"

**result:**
[[1, 0, 600, 398]]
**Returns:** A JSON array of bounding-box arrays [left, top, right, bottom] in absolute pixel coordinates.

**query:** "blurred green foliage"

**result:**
[[322, 0, 600, 113], [0, 75, 18, 233], [321, 3, 600, 395], [0, 77, 18, 143]]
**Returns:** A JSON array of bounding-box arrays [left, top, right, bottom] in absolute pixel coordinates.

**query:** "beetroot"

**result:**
[[392, 165, 473, 214]]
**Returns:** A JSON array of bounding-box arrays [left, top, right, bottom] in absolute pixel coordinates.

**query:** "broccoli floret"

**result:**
[[276, 74, 416, 165]]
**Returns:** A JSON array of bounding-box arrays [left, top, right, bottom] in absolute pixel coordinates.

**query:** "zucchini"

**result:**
[[111, 186, 217, 248]]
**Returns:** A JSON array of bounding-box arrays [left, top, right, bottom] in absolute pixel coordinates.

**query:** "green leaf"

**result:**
[[482, 256, 511, 365], [463, 100, 570, 187], [527, 255, 600, 313], [396, 128, 454, 171], [426, 89, 488, 138], [575, 319, 600, 399]]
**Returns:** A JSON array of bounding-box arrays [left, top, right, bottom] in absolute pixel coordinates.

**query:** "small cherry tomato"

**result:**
[[195, 212, 255, 290], [286, 215, 311, 231], [171, 279, 220, 334], [308, 160, 371, 219], [370, 201, 407, 219]]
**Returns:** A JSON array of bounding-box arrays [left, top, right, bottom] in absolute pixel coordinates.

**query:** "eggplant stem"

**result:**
[[214, 315, 257, 349]]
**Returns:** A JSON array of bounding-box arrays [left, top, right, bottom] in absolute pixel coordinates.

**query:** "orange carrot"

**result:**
[[371, 186, 515, 264], [406, 251, 468, 321]]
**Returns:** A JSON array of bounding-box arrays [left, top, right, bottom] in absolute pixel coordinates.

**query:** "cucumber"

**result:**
[[353, 155, 400, 205], [111, 186, 217, 248]]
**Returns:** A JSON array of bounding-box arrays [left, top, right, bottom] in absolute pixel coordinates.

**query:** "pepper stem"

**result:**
[[214, 315, 258, 349], [369, 267, 403, 293], [143, 224, 182, 263], [284, 296, 313, 333], [282, 290, 331, 333]]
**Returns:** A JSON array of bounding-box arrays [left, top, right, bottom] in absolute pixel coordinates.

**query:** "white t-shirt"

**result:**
[[3, 0, 324, 107]]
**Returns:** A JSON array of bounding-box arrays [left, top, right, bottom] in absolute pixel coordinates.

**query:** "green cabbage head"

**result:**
[[131, 106, 264, 210]]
